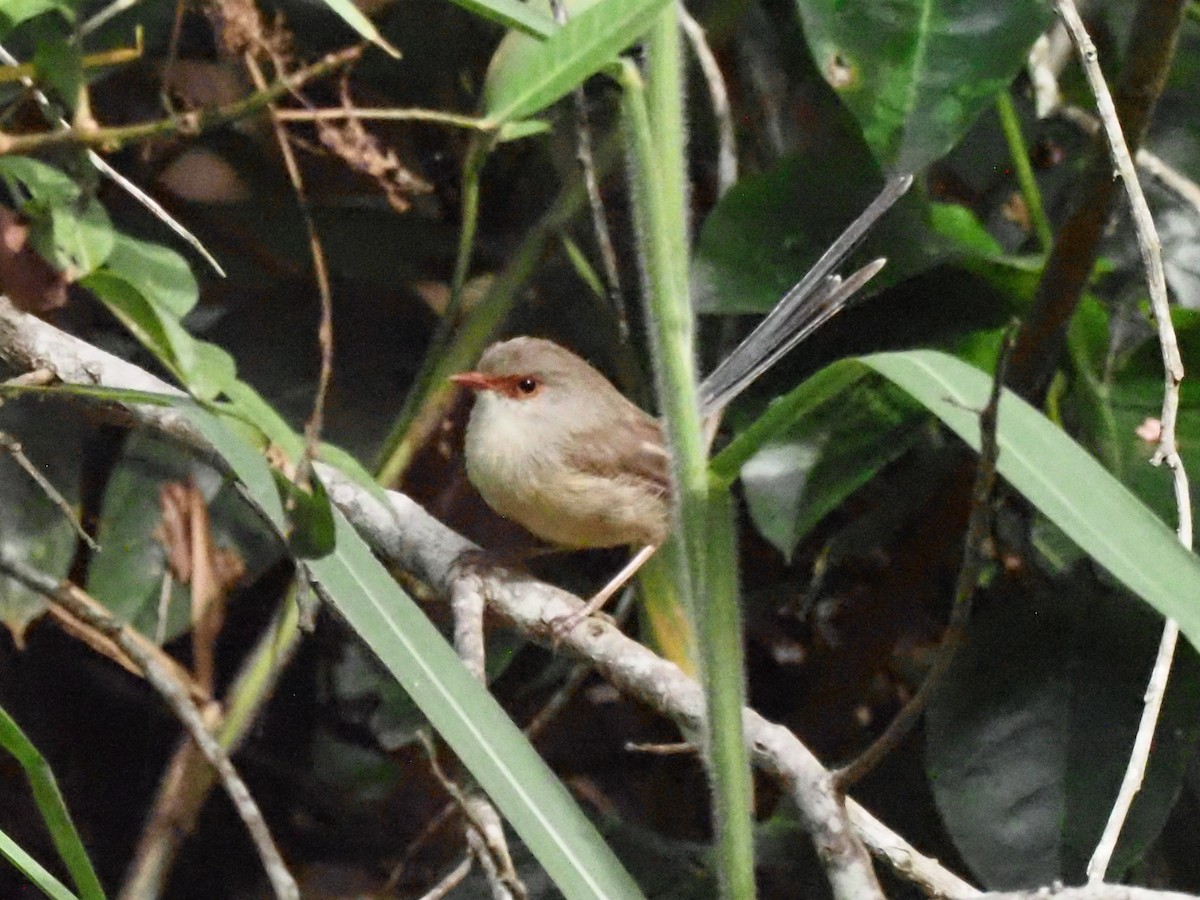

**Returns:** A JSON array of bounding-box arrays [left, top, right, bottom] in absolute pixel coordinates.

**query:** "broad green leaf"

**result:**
[[795, 0, 1054, 169], [82, 271, 190, 381], [102, 234, 199, 319], [188, 342, 238, 403], [83, 269, 235, 401], [927, 201, 1005, 256], [0, 704, 104, 900], [0, 0, 74, 32], [739, 375, 922, 559], [86, 431, 282, 644], [927, 578, 1200, 888], [716, 350, 1200, 649], [692, 154, 934, 315], [446, 0, 555, 38], [0, 156, 79, 205], [484, 0, 673, 125], [0, 398, 83, 643], [863, 350, 1200, 648], [315, 0, 402, 57], [41, 195, 113, 275], [185, 406, 646, 899]]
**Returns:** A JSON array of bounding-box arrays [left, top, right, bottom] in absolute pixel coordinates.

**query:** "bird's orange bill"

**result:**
[[449, 371, 495, 391]]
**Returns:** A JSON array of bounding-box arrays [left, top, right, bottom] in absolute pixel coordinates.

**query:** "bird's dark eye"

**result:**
[[516, 377, 538, 394]]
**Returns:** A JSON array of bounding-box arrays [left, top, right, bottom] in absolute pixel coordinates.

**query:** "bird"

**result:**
[[450, 174, 912, 619]]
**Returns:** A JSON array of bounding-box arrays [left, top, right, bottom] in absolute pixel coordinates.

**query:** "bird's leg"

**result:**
[[551, 543, 659, 636]]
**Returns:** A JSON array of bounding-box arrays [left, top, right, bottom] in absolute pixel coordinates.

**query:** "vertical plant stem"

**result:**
[[374, 134, 492, 486], [620, 11, 756, 893], [994, 90, 1053, 253]]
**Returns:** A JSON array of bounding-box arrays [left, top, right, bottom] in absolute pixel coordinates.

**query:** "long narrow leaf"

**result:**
[[0, 827, 79, 900], [863, 350, 1200, 646], [447, 0, 556, 37], [484, 0, 673, 124], [713, 349, 1200, 650], [0, 706, 104, 900]]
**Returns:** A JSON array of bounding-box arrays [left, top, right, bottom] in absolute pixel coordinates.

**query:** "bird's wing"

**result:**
[[564, 412, 672, 498]]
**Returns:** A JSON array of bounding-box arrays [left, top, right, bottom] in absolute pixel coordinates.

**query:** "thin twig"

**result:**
[[416, 730, 522, 900], [273, 106, 502, 131], [0, 431, 97, 550], [1053, 0, 1193, 882], [1007, 0, 1189, 398], [242, 52, 335, 485], [836, 326, 1013, 790], [679, 7, 737, 196], [547, 0, 628, 339], [447, 572, 524, 898], [46, 594, 207, 703], [0, 46, 360, 155], [415, 856, 473, 900], [1058, 105, 1200, 218], [119, 585, 306, 900], [0, 555, 298, 900]]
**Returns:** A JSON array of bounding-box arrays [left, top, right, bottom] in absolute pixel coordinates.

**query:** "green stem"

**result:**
[[995, 89, 1053, 254], [621, 15, 756, 894]]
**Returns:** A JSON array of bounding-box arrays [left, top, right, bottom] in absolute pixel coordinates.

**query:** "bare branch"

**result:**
[[1052, 0, 1193, 881]]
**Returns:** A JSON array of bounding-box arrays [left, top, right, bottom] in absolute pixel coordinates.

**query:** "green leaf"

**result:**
[[31, 22, 81, 113], [0, 398, 84, 644], [446, 0, 555, 38], [41, 195, 113, 276], [926, 579, 1200, 888], [692, 154, 934, 315], [739, 376, 923, 559], [102, 234, 199, 319], [0, 704, 105, 900], [315, 0, 402, 57], [185, 406, 646, 899], [0, 0, 72, 33], [483, 0, 673, 124], [795, 0, 1054, 169], [862, 350, 1200, 649], [83, 266, 235, 402], [81, 271, 189, 381], [0, 157, 112, 275], [0, 156, 80, 206], [279, 471, 337, 559], [0, 826, 80, 900], [218, 380, 302, 457], [188, 342, 238, 403], [927, 202, 1005, 256], [86, 431, 283, 644]]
